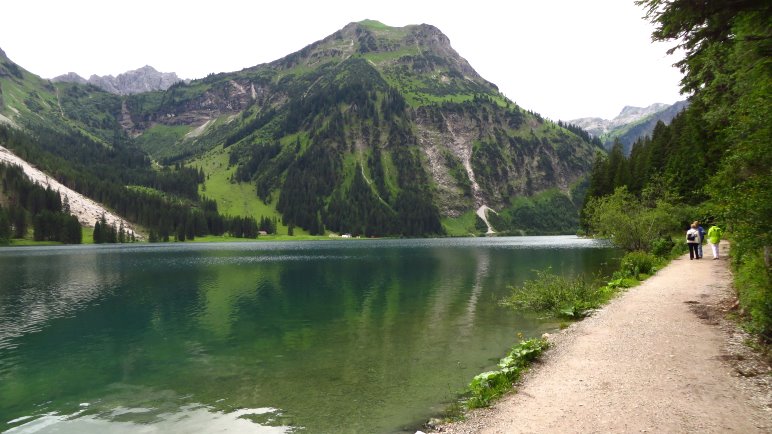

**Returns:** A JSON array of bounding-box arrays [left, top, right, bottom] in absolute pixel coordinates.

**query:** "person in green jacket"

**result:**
[[707, 225, 723, 259]]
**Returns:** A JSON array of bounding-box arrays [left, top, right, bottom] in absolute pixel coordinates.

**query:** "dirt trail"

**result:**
[[437, 242, 771, 433]]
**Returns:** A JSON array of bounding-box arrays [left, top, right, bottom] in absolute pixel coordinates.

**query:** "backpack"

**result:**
[[687, 232, 695, 241]]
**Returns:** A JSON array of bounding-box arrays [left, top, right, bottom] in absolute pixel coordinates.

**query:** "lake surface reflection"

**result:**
[[0, 236, 618, 433]]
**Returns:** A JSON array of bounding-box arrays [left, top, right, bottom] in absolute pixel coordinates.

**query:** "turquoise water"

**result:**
[[0, 236, 617, 433]]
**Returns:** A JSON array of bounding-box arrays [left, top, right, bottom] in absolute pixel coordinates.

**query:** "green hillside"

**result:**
[[0, 51, 258, 242], [0, 21, 601, 240]]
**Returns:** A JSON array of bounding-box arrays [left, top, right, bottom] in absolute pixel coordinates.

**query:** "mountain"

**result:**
[[0, 144, 138, 237], [571, 101, 689, 154], [52, 65, 183, 95], [125, 20, 599, 234], [0, 21, 600, 238], [0, 47, 223, 242]]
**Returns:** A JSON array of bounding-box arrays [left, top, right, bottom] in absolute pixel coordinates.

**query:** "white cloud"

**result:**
[[0, 0, 683, 120]]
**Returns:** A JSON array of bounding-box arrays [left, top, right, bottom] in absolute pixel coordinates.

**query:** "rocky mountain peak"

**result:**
[[408, 23, 450, 47], [0, 49, 24, 80], [52, 65, 183, 95], [569, 100, 689, 153], [571, 102, 685, 136], [272, 20, 495, 91], [615, 103, 670, 126], [405, 23, 486, 85], [53, 72, 87, 84]]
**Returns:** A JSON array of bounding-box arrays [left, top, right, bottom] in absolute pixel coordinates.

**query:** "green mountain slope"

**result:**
[[0, 49, 245, 242], [125, 21, 599, 236], [1, 21, 600, 238]]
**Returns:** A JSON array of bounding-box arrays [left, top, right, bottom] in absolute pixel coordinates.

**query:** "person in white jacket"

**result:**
[[686, 223, 701, 260]]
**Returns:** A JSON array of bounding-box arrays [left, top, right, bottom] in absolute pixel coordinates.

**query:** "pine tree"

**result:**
[[0, 206, 11, 244], [93, 220, 103, 244]]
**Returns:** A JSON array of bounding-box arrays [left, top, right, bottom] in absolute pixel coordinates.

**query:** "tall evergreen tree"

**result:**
[[93, 220, 103, 244], [0, 206, 10, 244], [636, 0, 772, 337]]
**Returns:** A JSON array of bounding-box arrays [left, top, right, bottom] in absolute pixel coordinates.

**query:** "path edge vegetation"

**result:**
[[445, 8, 772, 409], [582, 0, 770, 343], [432, 241, 674, 427], [439, 0, 772, 419]]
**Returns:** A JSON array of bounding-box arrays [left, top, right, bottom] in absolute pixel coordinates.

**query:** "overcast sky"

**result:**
[[0, 0, 684, 121]]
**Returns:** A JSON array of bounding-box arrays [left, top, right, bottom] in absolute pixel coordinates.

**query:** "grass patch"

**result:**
[[189, 146, 306, 236], [442, 210, 480, 237], [82, 226, 94, 244], [402, 92, 475, 108], [189, 234, 328, 243], [133, 124, 192, 159], [3, 226, 94, 246], [358, 19, 391, 31], [7, 239, 62, 247], [503, 268, 612, 319], [504, 251, 667, 319]]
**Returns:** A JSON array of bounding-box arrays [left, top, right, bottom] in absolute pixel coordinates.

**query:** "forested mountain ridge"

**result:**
[[0, 47, 256, 242], [123, 20, 599, 235], [0, 20, 600, 238]]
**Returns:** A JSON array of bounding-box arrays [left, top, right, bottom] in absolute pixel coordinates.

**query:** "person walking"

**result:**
[[707, 224, 723, 259], [686, 223, 701, 260], [695, 221, 706, 259]]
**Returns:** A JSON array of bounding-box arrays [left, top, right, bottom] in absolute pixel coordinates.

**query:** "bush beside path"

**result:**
[[436, 242, 771, 433]]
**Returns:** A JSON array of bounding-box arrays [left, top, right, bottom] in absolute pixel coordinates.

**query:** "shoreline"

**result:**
[[433, 242, 771, 433], [1, 233, 592, 248]]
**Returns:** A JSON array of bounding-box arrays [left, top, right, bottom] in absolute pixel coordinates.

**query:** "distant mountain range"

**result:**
[[52, 65, 184, 95], [571, 101, 689, 153]]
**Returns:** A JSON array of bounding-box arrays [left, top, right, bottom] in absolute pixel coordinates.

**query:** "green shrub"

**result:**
[[583, 187, 683, 251], [467, 370, 515, 408], [504, 268, 605, 318], [620, 251, 659, 277], [504, 337, 549, 366], [734, 249, 772, 340], [671, 241, 689, 256], [651, 237, 675, 257], [474, 215, 488, 233], [606, 276, 636, 289], [466, 338, 548, 408]]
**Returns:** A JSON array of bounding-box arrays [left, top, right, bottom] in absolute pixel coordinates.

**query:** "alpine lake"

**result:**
[[0, 236, 618, 433]]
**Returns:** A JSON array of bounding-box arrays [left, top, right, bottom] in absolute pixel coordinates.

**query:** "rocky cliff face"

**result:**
[[415, 103, 591, 216], [52, 66, 183, 95]]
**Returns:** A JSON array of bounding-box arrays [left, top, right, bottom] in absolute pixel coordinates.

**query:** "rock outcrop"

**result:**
[[53, 65, 183, 95]]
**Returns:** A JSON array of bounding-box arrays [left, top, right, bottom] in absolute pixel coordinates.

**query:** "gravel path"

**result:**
[[436, 242, 771, 433]]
